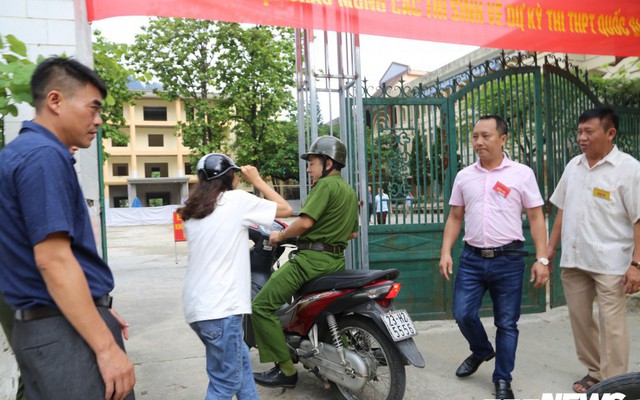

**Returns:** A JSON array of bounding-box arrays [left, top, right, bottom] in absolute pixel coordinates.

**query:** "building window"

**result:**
[[113, 197, 129, 208], [145, 163, 169, 178], [184, 162, 193, 175], [146, 192, 170, 207], [148, 134, 164, 147], [143, 106, 167, 121], [112, 163, 129, 176]]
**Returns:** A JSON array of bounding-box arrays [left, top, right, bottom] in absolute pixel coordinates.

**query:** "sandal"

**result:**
[[573, 375, 600, 393]]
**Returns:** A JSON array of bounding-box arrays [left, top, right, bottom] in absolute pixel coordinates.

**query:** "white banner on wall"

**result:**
[[106, 205, 180, 227]]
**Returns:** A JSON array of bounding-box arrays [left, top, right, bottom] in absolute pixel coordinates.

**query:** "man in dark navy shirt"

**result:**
[[0, 57, 135, 400]]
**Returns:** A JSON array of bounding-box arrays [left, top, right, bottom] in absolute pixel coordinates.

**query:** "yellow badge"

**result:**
[[593, 188, 611, 201]]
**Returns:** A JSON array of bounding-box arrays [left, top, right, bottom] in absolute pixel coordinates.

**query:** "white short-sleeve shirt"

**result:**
[[182, 189, 277, 323], [550, 146, 640, 275]]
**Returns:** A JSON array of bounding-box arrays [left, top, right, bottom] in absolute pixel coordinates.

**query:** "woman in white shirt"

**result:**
[[178, 153, 292, 400]]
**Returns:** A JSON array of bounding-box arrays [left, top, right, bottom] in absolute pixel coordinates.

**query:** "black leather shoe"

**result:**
[[495, 379, 514, 399], [455, 351, 495, 377], [254, 365, 298, 389]]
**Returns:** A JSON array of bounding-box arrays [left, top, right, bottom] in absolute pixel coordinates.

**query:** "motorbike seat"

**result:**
[[295, 268, 400, 297]]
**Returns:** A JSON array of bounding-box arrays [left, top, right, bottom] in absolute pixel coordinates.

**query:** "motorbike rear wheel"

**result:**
[[586, 372, 640, 398], [325, 316, 406, 400]]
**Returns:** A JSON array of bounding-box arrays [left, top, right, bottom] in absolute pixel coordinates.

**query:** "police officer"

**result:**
[[251, 136, 359, 388]]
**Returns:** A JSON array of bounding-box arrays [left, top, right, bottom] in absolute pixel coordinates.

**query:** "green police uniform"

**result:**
[[251, 173, 359, 363]]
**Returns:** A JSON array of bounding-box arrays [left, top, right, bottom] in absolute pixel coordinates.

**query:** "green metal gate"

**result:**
[[364, 58, 548, 319], [364, 95, 450, 320], [363, 52, 640, 320]]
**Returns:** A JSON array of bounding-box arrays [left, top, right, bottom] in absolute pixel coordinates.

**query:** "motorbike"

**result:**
[[244, 220, 425, 400]]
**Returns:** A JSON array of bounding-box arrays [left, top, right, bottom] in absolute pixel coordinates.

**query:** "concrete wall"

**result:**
[[0, 0, 96, 398]]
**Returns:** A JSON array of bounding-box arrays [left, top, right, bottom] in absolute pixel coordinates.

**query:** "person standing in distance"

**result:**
[[178, 153, 292, 399], [375, 187, 390, 224], [548, 106, 640, 393], [367, 185, 374, 223], [0, 57, 135, 400], [252, 136, 359, 388], [438, 115, 549, 400]]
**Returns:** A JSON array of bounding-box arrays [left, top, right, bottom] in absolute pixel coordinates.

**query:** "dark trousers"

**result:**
[[0, 294, 26, 400], [376, 211, 388, 224], [452, 248, 525, 383], [12, 306, 135, 400]]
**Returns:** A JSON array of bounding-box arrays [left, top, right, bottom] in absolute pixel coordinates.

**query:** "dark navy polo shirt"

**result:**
[[0, 121, 114, 310]]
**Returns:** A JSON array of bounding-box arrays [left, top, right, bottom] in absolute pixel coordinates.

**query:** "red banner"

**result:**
[[86, 0, 640, 56], [173, 212, 186, 242]]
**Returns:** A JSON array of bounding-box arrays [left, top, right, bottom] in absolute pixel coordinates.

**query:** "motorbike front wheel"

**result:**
[[324, 316, 406, 400], [586, 372, 640, 398]]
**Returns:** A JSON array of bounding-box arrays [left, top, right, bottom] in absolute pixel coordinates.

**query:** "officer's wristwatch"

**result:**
[[536, 258, 550, 266]]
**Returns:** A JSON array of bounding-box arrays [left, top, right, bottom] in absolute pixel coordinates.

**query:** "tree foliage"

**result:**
[[590, 75, 640, 106], [129, 18, 227, 158], [211, 23, 296, 170], [128, 18, 296, 176], [92, 30, 143, 148], [0, 34, 37, 148], [260, 119, 299, 183]]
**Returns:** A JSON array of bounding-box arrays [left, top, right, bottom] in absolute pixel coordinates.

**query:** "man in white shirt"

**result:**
[[374, 188, 390, 224], [548, 106, 640, 393]]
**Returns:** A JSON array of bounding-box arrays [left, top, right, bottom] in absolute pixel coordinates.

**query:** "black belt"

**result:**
[[297, 242, 345, 254], [464, 241, 528, 259], [15, 295, 113, 322]]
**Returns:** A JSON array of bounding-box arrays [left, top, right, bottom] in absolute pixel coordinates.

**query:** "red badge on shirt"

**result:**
[[493, 181, 511, 198]]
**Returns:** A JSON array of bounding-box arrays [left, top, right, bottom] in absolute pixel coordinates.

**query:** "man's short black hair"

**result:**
[[578, 106, 619, 131], [31, 56, 107, 109], [477, 115, 508, 136]]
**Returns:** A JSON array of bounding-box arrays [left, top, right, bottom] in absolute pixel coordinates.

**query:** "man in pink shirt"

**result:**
[[439, 115, 549, 400]]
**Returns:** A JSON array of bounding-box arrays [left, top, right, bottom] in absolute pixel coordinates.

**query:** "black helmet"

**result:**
[[197, 153, 240, 181], [301, 136, 347, 166]]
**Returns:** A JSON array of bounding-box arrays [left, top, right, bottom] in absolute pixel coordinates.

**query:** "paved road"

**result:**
[[2, 223, 639, 400]]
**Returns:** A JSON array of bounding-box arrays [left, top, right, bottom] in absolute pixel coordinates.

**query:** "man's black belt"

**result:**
[[297, 241, 345, 254], [14, 295, 113, 322], [464, 241, 528, 259]]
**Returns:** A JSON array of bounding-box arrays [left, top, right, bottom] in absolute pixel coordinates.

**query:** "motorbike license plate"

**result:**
[[382, 309, 417, 341]]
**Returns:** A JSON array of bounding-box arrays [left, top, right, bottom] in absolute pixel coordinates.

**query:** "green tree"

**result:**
[[92, 31, 144, 149], [260, 118, 299, 183], [590, 75, 640, 106], [214, 23, 296, 170], [0, 34, 37, 148], [129, 18, 296, 176], [129, 18, 228, 160]]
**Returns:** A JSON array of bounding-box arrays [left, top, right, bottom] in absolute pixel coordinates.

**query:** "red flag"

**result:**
[[86, 0, 640, 56]]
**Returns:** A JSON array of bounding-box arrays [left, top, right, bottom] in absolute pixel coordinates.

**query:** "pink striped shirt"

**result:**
[[449, 155, 544, 248]]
